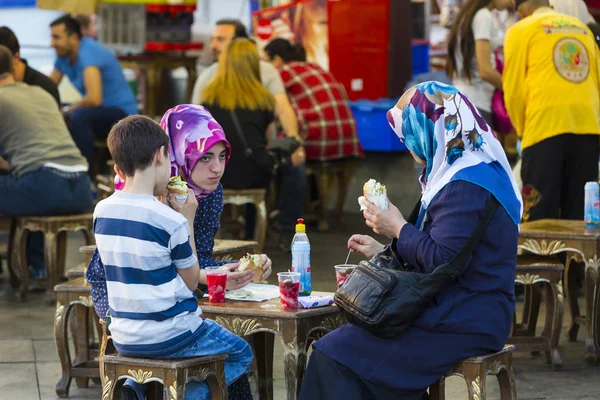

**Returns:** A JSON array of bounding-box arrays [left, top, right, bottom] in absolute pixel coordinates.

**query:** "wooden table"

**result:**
[[198, 293, 345, 400], [519, 219, 600, 364], [54, 277, 101, 398], [118, 54, 198, 118]]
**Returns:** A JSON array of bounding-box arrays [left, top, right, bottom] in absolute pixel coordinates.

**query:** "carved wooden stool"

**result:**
[[54, 278, 102, 398], [102, 353, 229, 400], [11, 214, 93, 302], [508, 255, 565, 369], [306, 158, 357, 231], [429, 345, 516, 400], [222, 189, 267, 253]]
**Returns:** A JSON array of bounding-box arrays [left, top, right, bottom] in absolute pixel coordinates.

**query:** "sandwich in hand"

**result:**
[[167, 176, 188, 204], [358, 179, 389, 211], [239, 254, 264, 283]]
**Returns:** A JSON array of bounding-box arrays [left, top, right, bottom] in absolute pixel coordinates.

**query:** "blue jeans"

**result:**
[[124, 319, 253, 400], [68, 107, 129, 171], [0, 168, 92, 275]]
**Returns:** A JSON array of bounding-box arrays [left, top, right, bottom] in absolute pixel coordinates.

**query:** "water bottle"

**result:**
[[584, 181, 600, 229], [291, 218, 311, 296]]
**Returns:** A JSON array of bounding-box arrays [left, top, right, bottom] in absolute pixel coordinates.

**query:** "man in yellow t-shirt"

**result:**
[[504, 0, 600, 222]]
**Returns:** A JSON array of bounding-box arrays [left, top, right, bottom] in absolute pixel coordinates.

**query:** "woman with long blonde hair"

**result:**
[[201, 38, 275, 190], [201, 38, 276, 238]]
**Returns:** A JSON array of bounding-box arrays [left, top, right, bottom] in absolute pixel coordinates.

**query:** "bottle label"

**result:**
[[292, 248, 311, 294], [585, 183, 600, 228]]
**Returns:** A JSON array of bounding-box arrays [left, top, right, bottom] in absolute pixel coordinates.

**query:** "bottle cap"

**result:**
[[295, 218, 306, 232]]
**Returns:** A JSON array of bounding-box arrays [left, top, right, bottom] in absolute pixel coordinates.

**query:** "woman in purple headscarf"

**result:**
[[113, 104, 272, 286], [88, 105, 273, 399]]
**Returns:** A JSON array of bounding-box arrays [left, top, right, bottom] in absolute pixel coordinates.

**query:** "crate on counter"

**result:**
[[97, 2, 201, 54], [349, 99, 408, 153]]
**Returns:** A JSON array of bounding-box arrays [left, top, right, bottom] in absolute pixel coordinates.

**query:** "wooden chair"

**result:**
[[222, 189, 267, 253], [10, 214, 94, 303], [508, 255, 565, 370], [305, 158, 357, 231], [429, 345, 517, 400], [102, 353, 228, 400], [100, 320, 229, 400]]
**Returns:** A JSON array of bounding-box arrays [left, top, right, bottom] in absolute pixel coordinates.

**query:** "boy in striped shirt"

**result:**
[[94, 115, 253, 398]]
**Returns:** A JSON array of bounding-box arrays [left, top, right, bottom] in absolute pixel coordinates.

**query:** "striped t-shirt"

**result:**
[[93, 191, 202, 356]]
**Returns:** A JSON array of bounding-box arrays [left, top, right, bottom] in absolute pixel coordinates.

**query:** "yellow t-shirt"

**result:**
[[503, 7, 600, 150]]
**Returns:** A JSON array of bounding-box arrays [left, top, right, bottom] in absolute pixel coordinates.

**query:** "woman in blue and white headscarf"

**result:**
[[300, 82, 522, 400]]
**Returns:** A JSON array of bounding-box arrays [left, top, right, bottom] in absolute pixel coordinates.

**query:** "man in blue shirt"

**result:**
[[49, 14, 137, 173]]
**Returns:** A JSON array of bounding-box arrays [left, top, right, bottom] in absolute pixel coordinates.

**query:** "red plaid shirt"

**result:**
[[279, 62, 364, 161]]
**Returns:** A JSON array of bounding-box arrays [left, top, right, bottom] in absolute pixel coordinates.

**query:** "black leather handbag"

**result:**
[[334, 196, 498, 338]]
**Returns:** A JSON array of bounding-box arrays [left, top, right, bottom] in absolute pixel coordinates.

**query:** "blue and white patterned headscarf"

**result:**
[[387, 81, 523, 225]]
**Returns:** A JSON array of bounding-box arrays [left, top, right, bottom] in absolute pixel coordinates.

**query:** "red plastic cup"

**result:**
[[278, 272, 300, 309], [206, 267, 227, 303], [335, 264, 357, 289]]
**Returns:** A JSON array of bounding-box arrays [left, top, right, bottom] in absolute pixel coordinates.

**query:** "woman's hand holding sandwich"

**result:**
[[362, 197, 406, 239]]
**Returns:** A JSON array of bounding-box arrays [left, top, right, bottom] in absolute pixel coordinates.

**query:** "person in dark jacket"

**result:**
[[300, 82, 522, 399], [0, 26, 61, 106]]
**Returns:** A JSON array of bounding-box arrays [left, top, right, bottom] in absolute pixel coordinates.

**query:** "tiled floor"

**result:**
[[1, 153, 600, 399]]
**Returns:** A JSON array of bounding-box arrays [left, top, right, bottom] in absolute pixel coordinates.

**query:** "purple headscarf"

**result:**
[[161, 104, 231, 199], [114, 104, 231, 199]]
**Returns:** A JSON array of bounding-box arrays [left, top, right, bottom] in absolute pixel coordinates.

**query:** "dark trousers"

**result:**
[[521, 134, 599, 222], [68, 107, 128, 173], [300, 349, 428, 400], [0, 168, 92, 275]]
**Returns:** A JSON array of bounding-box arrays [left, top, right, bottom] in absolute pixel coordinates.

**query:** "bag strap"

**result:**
[[440, 195, 499, 280], [406, 197, 423, 225], [229, 109, 253, 157]]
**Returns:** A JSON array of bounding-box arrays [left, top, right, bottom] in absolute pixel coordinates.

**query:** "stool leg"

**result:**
[[17, 227, 29, 301], [464, 364, 486, 400], [163, 369, 186, 400], [544, 282, 564, 370], [564, 256, 581, 341], [56, 231, 67, 280], [44, 230, 58, 304], [524, 284, 542, 337], [429, 377, 446, 400], [7, 217, 18, 288], [255, 198, 267, 254], [73, 305, 91, 388], [209, 360, 228, 400], [496, 361, 517, 400], [101, 362, 120, 400], [55, 302, 73, 398]]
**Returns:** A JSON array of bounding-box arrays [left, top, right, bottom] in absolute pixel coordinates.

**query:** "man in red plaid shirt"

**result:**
[[265, 41, 364, 161], [265, 39, 363, 232]]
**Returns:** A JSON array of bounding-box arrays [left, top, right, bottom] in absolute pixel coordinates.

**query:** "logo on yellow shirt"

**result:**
[[553, 38, 590, 83]]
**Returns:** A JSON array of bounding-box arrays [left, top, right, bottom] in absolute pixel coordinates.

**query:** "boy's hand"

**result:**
[[221, 264, 255, 290], [168, 188, 198, 222]]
